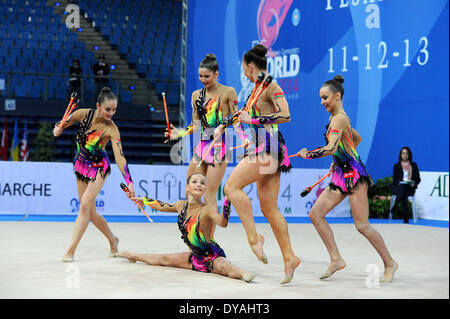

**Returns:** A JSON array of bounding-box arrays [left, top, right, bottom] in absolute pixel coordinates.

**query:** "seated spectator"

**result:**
[[390, 146, 421, 223]]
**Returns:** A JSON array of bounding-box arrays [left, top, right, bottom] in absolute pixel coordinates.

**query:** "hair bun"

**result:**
[[201, 53, 217, 65], [333, 75, 344, 84], [100, 87, 112, 94], [199, 53, 219, 72], [204, 53, 217, 61], [251, 44, 268, 58]]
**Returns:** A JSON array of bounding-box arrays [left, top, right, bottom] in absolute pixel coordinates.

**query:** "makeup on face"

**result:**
[[198, 68, 217, 88], [98, 100, 117, 120], [187, 174, 206, 195], [319, 87, 334, 111], [401, 149, 409, 161]]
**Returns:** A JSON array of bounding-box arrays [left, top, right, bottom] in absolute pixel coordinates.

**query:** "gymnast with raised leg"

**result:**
[[296, 75, 398, 282], [222, 44, 300, 284], [164, 54, 250, 212], [53, 87, 135, 262], [118, 173, 255, 283]]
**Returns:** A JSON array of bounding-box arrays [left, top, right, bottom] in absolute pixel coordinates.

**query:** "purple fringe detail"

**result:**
[[329, 157, 373, 194]]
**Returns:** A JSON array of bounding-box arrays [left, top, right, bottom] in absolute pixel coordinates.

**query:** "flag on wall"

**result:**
[[10, 118, 19, 161], [20, 120, 29, 161], [0, 118, 7, 161]]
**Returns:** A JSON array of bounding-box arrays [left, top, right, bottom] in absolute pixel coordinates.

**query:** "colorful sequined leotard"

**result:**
[[193, 88, 228, 165], [325, 123, 373, 194], [177, 202, 226, 272], [244, 96, 292, 173], [73, 109, 111, 182]]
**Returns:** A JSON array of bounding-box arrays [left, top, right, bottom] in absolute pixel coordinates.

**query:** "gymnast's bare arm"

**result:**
[[110, 124, 134, 196], [53, 108, 89, 137], [133, 198, 183, 213], [237, 83, 291, 126], [351, 128, 362, 148], [298, 114, 347, 159], [204, 204, 230, 228]]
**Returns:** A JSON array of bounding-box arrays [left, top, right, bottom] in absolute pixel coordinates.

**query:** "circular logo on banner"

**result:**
[[292, 8, 300, 26]]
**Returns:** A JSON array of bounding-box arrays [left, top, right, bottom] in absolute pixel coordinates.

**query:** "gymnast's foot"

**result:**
[[250, 234, 268, 264], [109, 235, 120, 257], [62, 253, 74, 262], [280, 256, 301, 284], [117, 251, 137, 263], [241, 272, 256, 283], [62, 247, 75, 262], [380, 259, 398, 283], [319, 258, 346, 279]]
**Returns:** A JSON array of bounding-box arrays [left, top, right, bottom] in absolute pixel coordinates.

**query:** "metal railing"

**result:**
[[0, 70, 180, 105]]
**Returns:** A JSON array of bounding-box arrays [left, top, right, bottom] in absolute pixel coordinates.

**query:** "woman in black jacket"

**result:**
[[391, 147, 421, 223]]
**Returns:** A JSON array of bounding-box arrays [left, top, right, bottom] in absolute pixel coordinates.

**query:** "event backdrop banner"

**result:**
[[415, 172, 449, 221], [0, 161, 349, 217], [186, 0, 449, 181], [1, 162, 448, 221]]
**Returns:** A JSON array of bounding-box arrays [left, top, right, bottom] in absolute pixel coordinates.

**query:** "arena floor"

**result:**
[[0, 221, 448, 299]]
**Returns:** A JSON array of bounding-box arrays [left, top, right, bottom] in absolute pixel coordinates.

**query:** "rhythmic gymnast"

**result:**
[[296, 75, 398, 282], [53, 87, 135, 262], [118, 173, 255, 283], [165, 54, 250, 211], [222, 44, 300, 284]]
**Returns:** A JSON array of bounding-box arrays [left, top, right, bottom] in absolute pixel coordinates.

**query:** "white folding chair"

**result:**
[[389, 195, 418, 222]]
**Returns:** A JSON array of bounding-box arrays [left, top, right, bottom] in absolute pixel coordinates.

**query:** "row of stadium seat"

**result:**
[[0, 0, 183, 105], [77, 0, 182, 89]]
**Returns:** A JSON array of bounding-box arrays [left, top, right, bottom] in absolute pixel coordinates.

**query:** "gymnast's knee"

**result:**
[[159, 255, 170, 266], [79, 200, 94, 216], [308, 208, 322, 225], [259, 206, 279, 220], [213, 258, 229, 274], [355, 222, 371, 235], [223, 183, 234, 198]]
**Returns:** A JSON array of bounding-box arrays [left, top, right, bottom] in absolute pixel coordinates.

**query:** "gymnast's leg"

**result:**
[[63, 173, 106, 261], [118, 251, 192, 270], [349, 182, 398, 282], [212, 257, 256, 282], [89, 207, 119, 257], [223, 156, 267, 263], [257, 171, 300, 284], [308, 187, 347, 279], [203, 162, 227, 210]]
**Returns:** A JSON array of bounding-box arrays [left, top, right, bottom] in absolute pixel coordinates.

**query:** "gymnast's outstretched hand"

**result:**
[[126, 182, 135, 198], [297, 148, 308, 159], [164, 124, 178, 143], [130, 197, 145, 206], [53, 124, 62, 137]]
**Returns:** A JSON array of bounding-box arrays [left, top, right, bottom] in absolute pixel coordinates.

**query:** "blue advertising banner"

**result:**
[[0, 161, 351, 218], [186, 0, 449, 180]]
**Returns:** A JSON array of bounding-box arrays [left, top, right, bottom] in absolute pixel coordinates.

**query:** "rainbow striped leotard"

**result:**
[[177, 202, 226, 272], [325, 123, 373, 194], [244, 99, 291, 173], [193, 88, 227, 165], [73, 109, 111, 182]]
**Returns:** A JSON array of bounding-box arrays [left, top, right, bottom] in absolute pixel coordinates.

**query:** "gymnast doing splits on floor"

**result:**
[[118, 173, 255, 283]]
